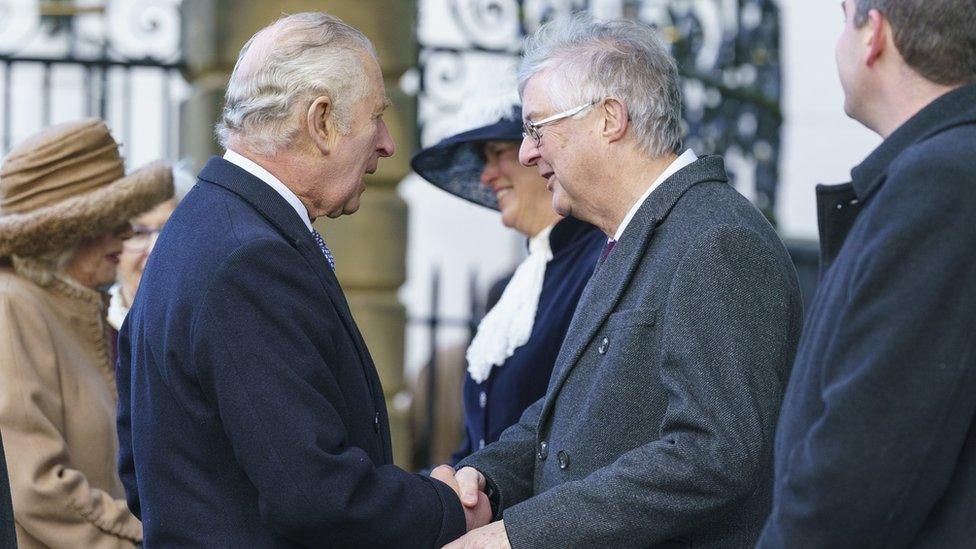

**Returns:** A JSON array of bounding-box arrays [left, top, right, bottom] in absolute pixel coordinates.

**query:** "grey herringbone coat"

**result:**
[[458, 156, 803, 548]]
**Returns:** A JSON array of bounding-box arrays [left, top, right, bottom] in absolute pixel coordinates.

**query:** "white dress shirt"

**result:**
[[223, 148, 313, 232], [613, 149, 698, 241]]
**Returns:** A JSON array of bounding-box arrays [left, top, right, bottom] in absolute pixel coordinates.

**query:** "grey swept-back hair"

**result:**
[[518, 13, 682, 157], [216, 12, 377, 156]]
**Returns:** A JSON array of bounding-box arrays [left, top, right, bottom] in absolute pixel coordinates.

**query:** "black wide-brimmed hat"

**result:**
[[410, 107, 523, 210]]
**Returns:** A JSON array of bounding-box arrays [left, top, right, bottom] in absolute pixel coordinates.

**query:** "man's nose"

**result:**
[[377, 119, 395, 157], [519, 138, 539, 167]]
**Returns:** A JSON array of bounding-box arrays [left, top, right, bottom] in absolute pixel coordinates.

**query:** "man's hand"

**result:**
[[430, 465, 492, 531], [431, 465, 487, 508], [430, 464, 461, 494], [444, 520, 510, 549]]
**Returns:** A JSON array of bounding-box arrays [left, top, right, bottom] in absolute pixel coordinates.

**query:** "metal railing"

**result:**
[[0, 56, 185, 158], [0, 1, 186, 162]]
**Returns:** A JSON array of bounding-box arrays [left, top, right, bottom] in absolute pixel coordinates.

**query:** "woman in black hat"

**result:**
[[412, 107, 605, 463]]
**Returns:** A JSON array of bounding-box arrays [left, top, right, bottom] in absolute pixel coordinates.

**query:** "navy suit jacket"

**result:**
[[758, 83, 976, 547], [117, 157, 465, 548]]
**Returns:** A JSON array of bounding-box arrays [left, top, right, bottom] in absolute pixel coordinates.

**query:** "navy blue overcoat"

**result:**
[[117, 157, 465, 548], [759, 83, 976, 547]]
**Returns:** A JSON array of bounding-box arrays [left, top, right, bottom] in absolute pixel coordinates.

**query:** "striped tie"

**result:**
[[312, 229, 335, 271]]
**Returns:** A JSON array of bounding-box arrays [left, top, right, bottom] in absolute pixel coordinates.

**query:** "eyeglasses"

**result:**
[[522, 99, 601, 146], [122, 225, 162, 252]]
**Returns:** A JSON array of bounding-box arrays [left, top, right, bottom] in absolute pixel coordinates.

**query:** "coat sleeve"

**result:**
[[0, 292, 141, 548], [500, 224, 799, 547], [191, 238, 465, 548], [115, 315, 138, 519], [757, 154, 976, 547]]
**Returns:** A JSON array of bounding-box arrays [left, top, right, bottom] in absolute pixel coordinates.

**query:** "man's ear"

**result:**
[[307, 96, 337, 154], [602, 98, 629, 143], [865, 9, 888, 67]]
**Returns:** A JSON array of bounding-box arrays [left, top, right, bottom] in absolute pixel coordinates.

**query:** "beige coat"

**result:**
[[0, 261, 141, 548]]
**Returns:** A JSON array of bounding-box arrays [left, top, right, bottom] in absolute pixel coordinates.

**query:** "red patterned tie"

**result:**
[[600, 238, 616, 262]]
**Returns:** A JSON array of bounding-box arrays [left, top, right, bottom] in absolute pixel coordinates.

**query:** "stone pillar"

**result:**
[[181, 0, 417, 466]]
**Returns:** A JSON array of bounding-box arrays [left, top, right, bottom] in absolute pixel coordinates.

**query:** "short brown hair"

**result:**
[[854, 0, 976, 86]]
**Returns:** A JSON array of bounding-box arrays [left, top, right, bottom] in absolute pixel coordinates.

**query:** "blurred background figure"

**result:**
[[412, 106, 604, 465], [0, 119, 172, 548], [107, 166, 194, 331]]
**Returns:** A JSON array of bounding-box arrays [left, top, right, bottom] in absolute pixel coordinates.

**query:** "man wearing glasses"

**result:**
[[439, 14, 802, 549]]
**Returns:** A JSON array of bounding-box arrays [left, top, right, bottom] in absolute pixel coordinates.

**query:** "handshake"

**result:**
[[430, 465, 510, 548]]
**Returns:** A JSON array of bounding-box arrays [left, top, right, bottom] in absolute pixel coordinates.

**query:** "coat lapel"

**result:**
[[542, 156, 730, 411], [197, 157, 376, 374]]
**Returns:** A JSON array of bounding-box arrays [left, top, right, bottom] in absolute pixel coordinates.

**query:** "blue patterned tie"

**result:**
[[312, 229, 335, 271]]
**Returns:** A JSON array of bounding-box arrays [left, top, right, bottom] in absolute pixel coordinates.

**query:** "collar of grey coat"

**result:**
[[850, 82, 976, 202], [544, 155, 729, 404], [197, 157, 376, 373]]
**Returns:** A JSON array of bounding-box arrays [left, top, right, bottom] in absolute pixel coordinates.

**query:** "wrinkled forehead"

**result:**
[[357, 53, 390, 111], [520, 72, 558, 122]]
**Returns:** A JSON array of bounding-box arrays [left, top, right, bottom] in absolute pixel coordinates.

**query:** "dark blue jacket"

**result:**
[[116, 157, 465, 548], [758, 83, 976, 547], [452, 217, 604, 462]]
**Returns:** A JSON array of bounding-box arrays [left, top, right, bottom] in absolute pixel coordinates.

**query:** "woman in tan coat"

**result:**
[[0, 119, 172, 548]]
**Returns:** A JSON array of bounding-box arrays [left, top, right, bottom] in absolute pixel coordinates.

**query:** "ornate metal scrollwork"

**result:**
[[0, 0, 183, 63], [104, 0, 183, 62], [448, 0, 521, 51]]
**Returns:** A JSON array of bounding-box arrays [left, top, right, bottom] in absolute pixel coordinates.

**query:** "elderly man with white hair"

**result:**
[[441, 14, 803, 549], [116, 12, 489, 547]]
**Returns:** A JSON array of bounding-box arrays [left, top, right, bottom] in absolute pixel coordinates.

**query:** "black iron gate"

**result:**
[[0, 0, 186, 163]]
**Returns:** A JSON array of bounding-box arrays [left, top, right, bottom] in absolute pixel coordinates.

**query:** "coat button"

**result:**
[[479, 391, 487, 409], [373, 412, 380, 433], [479, 438, 486, 449], [537, 440, 548, 460], [598, 337, 609, 354], [557, 450, 570, 470]]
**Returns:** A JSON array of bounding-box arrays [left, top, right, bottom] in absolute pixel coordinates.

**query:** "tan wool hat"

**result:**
[[0, 119, 174, 258]]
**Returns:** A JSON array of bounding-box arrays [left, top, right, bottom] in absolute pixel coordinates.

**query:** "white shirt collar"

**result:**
[[223, 148, 314, 232], [613, 149, 698, 241]]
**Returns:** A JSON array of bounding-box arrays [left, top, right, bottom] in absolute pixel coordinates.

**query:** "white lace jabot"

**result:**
[[465, 224, 554, 383]]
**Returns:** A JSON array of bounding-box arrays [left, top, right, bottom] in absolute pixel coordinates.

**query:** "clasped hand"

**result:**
[[430, 465, 510, 548]]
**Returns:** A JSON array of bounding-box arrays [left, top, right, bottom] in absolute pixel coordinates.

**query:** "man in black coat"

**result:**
[[116, 12, 488, 547], [757, 1, 976, 547]]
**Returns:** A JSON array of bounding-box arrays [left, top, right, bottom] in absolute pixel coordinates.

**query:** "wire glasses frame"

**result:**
[[522, 99, 601, 146]]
